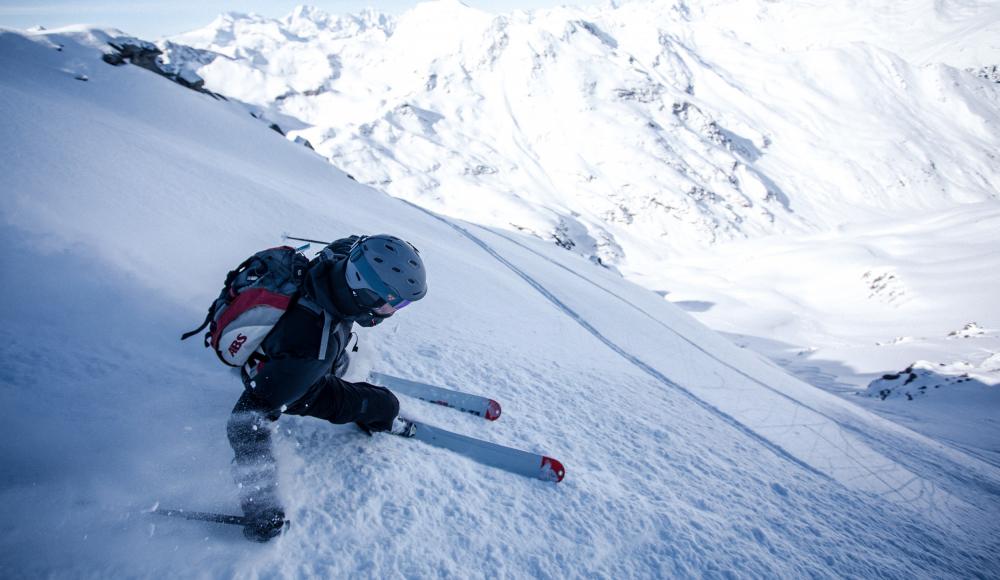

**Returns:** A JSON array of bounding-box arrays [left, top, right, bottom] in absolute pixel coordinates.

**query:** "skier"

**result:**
[[226, 234, 427, 542]]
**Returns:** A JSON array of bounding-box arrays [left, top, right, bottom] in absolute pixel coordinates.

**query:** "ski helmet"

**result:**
[[345, 234, 427, 314]]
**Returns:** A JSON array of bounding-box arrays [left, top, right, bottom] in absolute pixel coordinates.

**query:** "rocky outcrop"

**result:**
[[971, 65, 999, 83], [102, 39, 223, 99]]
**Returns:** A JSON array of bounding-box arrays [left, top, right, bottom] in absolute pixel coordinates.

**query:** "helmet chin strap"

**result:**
[[350, 311, 390, 328]]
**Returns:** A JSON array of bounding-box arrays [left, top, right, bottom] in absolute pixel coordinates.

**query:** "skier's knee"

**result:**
[[353, 384, 399, 432], [369, 384, 399, 419], [226, 411, 247, 445], [386, 388, 400, 418], [227, 409, 270, 456]]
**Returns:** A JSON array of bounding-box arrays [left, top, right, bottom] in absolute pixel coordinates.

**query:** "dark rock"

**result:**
[[102, 39, 223, 99], [466, 164, 498, 176], [971, 65, 999, 83], [102, 52, 125, 66], [575, 20, 618, 48], [106, 40, 163, 72], [616, 84, 663, 103]]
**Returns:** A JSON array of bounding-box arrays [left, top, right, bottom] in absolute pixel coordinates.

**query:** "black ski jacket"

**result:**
[[243, 236, 362, 410], [226, 236, 401, 525]]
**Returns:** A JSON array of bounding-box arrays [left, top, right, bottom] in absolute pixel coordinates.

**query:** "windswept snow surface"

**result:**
[[158, 0, 1000, 461], [1, 28, 999, 577]]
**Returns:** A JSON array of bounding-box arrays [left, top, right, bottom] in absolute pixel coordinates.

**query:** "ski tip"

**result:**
[[485, 400, 502, 421], [541, 456, 566, 483]]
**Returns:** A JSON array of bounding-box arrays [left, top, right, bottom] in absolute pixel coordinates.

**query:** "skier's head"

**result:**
[[344, 234, 427, 327]]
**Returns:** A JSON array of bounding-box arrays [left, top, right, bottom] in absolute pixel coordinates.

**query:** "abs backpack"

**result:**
[[182, 246, 312, 367]]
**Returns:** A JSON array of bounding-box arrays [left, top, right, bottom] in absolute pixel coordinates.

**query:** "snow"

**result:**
[[660, 202, 1000, 464], [1, 26, 999, 577], [154, 3, 1000, 458], [859, 359, 1000, 465]]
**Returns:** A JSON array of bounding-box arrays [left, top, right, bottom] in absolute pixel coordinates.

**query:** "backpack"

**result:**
[[182, 246, 313, 367]]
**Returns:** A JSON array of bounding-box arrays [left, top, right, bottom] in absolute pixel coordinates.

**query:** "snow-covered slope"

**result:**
[[1, 27, 998, 577], [158, 0, 1000, 461], [661, 201, 1000, 465]]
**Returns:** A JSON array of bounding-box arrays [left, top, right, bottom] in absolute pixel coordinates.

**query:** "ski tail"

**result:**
[[541, 456, 566, 483]]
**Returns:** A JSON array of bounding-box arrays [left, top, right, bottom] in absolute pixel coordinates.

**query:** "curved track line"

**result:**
[[404, 200, 828, 479], [481, 225, 1000, 499]]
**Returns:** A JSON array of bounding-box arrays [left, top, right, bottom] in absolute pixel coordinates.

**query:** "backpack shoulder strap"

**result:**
[[180, 315, 211, 341], [318, 311, 332, 361]]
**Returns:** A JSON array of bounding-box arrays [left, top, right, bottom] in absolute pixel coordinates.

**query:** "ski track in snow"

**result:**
[[270, 210, 996, 577], [482, 224, 1000, 503], [402, 200, 1000, 523], [404, 199, 828, 480]]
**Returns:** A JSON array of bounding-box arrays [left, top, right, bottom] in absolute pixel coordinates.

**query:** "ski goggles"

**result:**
[[353, 287, 411, 316]]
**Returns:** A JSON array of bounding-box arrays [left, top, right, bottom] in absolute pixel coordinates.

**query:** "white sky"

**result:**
[[0, 0, 589, 39]]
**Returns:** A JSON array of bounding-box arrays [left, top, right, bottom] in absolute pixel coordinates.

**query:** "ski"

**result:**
[[370, 372, 502, 421], [150, 506, 247, 526], [391, 419, 565, 482]]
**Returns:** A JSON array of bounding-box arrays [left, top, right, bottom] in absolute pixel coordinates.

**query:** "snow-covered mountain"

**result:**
[[164, 0, 1000, 255], [158, 1, 1000, 463], [2, 25, 998, 577]]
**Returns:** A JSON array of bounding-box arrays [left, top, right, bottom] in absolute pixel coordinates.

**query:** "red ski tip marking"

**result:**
[[485, 400, 502, 421], [541, 456, 565, 482]]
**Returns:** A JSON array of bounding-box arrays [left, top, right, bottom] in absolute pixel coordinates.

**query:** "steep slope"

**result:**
[[157, 0, 1000, 458], [1, 28, 998, 577]]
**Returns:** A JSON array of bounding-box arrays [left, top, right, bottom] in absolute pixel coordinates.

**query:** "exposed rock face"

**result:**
[[102, 39, 223, 98], [293, 135, 315, 150], [972, 65, 999, 83], [863, 361, 990, 401]]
